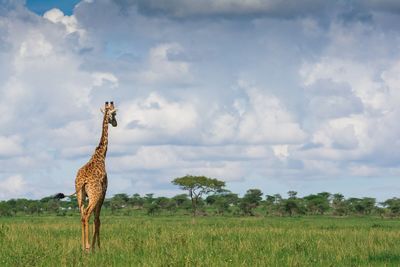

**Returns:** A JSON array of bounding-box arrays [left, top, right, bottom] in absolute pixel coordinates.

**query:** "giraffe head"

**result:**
[[101, 101, 118, 127]]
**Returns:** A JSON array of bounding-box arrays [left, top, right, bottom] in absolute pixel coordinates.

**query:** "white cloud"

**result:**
[[381, 61, 400, 105], [0, 21, 94, 121], [0, 174, 26, 199], [207, 113, 238, 143], [43, 8, 84, 36], [294, 19, 400, 177], [203, 81, 307, 145], [109, 145, 180, 171], [273, 145, 289, 160], [135, 43, 191, 85], [92, 72, 119, 88], [18, 32, 53, 58], [301, 58, 387, 112], [130, 0, 328, 18], [114, 93, 198, 144], [180, 161, 245, 182], [297, 116, 370, 161], [0, 135, 23, 157], [236, 82, 307, 144]]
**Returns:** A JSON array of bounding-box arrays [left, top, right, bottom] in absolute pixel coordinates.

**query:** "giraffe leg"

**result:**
[[92, 196, 104, 250], [84, 203, 97, 251], [91, 211, 100, 250], [84, 217, 91, 251], [76, 189, 86, 251], [92, 217, 97, 250], [97, 196, 105, 249], [96, 216, 101, 249], [81, 216, 86, 251], [84, 196, 99, 251]]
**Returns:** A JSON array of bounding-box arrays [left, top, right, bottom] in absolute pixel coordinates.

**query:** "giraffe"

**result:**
[[75, 101, 117, 251]]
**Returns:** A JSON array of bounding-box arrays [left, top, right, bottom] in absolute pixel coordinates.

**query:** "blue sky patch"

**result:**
[[26, 0, 81, 15]]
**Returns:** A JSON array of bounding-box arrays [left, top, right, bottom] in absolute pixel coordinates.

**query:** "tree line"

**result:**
[[1, 175, 400, 217]]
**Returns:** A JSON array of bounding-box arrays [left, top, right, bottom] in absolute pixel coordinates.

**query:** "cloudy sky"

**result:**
[[2, 0, 400, 200]]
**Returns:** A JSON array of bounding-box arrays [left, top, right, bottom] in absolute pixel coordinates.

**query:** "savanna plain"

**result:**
[[1, 215, 400, 266]]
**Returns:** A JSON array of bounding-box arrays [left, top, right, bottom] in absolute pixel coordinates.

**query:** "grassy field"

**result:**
[[1, 215, 400, 266]]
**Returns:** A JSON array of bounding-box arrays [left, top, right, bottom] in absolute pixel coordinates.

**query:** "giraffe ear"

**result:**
[[100, 108, 105, 114]]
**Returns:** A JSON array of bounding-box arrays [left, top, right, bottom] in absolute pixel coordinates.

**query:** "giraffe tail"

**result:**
[[53, 191, 78, 200], [54, 193, 66, 199]]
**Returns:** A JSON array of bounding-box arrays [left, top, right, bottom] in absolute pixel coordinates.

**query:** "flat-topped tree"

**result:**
[[172, 175, 225, 216]]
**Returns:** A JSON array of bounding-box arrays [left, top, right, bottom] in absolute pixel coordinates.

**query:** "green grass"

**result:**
[[1, 216, 400, 266]]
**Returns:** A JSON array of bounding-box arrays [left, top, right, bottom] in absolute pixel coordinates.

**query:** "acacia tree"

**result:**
[[303, 193, 330, 215], [110, 193, 129, 214], [383, 198, 400, 216], [172, 175, 225, 216], [332, 193, 347, 216], [282, 191, 301, 216], [265, 194, 282, 215], [207, 191, 238, 215], [240, 189, 263, 216]]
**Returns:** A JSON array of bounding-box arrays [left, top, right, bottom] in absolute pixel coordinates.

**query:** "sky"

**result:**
[[1, 0, 400, 201]]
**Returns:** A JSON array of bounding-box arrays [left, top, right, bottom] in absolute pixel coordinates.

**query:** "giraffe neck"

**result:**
[[96, 112, 109, 159]]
